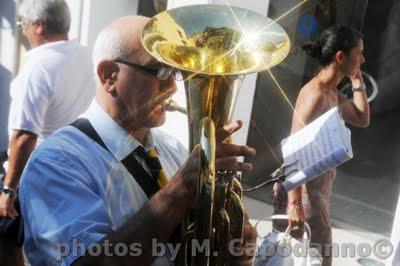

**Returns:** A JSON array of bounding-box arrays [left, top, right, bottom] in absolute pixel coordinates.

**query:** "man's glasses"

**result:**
[[113, 59, 182, 81], [16, 20, 24, 30], [16, 17, 28, 30]]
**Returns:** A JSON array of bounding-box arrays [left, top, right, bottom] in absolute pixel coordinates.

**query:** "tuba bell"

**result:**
[[142, 4, 290, 265]]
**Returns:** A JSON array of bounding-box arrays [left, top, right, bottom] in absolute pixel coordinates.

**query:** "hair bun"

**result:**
[[302, 41, 322, 58]]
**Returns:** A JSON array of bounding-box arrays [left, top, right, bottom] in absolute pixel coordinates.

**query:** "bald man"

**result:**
[[18, 16, 257, 266]]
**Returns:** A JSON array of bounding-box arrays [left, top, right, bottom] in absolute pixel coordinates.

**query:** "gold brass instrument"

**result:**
[[163, 98, 187, 114], [142, 4, 290, 265]]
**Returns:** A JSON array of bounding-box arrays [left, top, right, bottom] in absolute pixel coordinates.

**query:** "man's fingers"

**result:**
[[216, 120, 243, 143], [216, 157, 253, 172], [216, 143, 256, 158], [215, 143, 255, 171], [242, 216, 257, 244]]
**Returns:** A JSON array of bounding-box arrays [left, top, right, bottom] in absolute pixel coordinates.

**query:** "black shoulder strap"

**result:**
[[71, 118, 160, 198], [71, 118, 109, 152]]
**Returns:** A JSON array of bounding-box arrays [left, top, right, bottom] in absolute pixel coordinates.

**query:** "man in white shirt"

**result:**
[[0, 1, 94, 263]]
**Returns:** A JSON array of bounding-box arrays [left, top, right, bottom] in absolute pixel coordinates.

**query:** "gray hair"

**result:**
[[92, 27, 135, 72], [18, 0, 71, 35]]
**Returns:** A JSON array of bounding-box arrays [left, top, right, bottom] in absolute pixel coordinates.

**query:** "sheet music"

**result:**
[[281, 107, 353, 191]]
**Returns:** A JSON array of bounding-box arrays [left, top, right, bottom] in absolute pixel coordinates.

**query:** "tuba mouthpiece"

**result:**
[[163, 98, 187, 115]]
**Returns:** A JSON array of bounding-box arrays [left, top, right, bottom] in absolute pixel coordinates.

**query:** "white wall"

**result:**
[[83, 0, 139, 51], [66, 0, 140, 48], [65, 0, 84, 40], [167, 0, 209, 9]]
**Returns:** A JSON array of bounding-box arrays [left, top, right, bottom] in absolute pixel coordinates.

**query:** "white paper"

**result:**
[[281, 107, 353, 191]]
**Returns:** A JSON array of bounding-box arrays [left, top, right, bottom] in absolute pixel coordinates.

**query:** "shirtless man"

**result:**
[[273, 25, 370, 266]]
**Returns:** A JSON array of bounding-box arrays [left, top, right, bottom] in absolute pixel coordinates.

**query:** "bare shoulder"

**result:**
[[297, 80, 325, 106], [291, 79, 327, 127]]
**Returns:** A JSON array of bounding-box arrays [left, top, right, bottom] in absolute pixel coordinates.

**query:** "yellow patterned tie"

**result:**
[[146, 148, 169, 188]]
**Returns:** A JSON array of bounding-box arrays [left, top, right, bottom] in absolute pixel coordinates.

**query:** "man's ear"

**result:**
[[335, 51, 345, 64], [34, 20, 46, 35], [97, 60, 120, 95]]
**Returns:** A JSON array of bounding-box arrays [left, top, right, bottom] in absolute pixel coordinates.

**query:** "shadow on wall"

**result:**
[[374, 0, 400, 113], [0, 0, 16, 36], [0, 65, 11, 152], [0, 0, 16, 151]]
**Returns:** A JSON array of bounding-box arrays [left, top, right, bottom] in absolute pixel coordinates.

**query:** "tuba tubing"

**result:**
[[141, 5, 291, 265], [192, 117, 216, 266]]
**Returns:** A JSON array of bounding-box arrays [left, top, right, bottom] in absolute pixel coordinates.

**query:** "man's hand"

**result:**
[[179, 120, 256, 197], [192, 120, 257, 265], [0, 193, 18, 218], [215, 120, 255, 172], [226, 213, 258, 266]]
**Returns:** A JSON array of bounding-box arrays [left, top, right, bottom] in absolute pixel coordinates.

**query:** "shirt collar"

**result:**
[[81, 100, 156, 161], [25, 39, 77, 59]]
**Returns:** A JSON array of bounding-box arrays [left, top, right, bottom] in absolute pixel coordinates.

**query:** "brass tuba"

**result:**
[[142, 4, 290, 265]]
